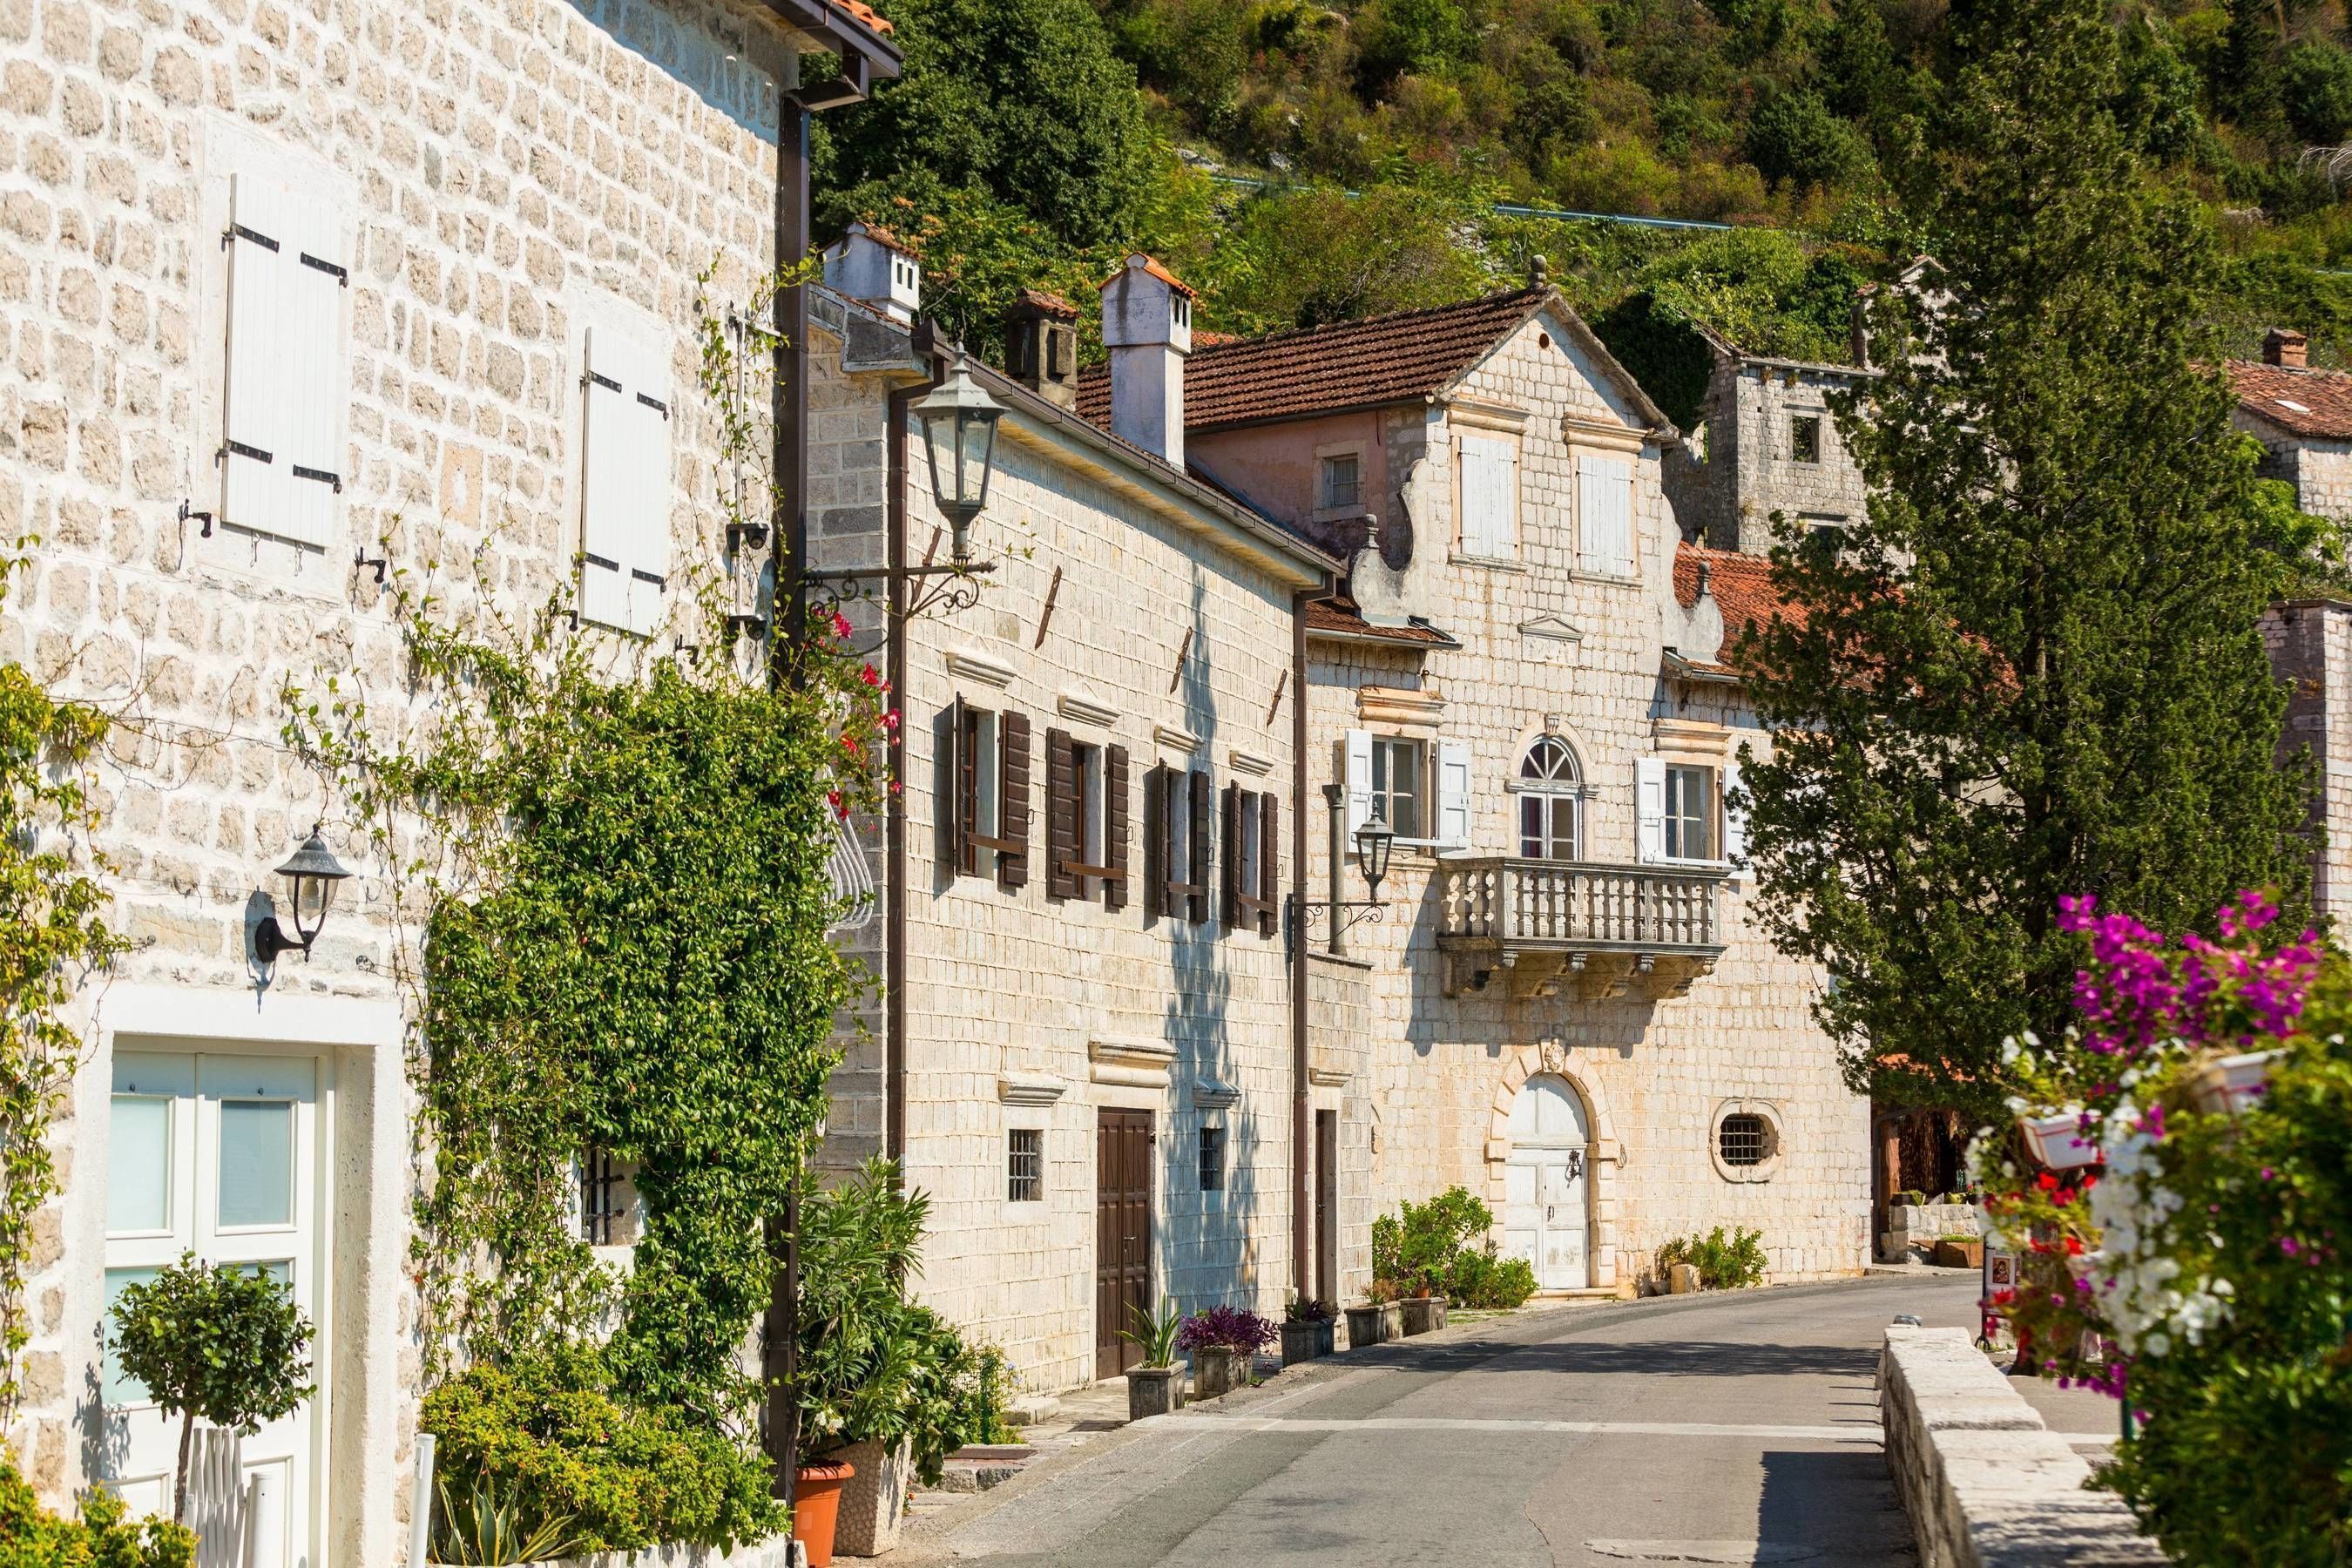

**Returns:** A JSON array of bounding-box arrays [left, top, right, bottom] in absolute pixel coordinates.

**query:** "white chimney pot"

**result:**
[[822, 221, 921, 324], [1099, 253, 1193, 467]]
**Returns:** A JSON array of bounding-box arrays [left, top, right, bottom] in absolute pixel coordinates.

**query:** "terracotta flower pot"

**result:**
[[793, 1458, 856, 1568]]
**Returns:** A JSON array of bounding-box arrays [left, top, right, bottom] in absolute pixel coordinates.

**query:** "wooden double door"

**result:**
[[1094, 1108, 1152, 1379]]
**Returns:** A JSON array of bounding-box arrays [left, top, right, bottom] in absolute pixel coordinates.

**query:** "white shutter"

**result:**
[[1342, 728, 1374, 850], [281, 194, 350, 549], [1723, 758, 1748, 874], [1459, 434, 1517, 558], [1578, 454, 1635, 577], [221, 173, 348, 549], [1436, 740, 1471, 851], [580, 320, 671, 635], [1635, 756, 1666, 865]]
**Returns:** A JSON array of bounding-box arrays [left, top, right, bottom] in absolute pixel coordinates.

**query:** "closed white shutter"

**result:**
[[1635, 756, 1666, 864], [1459, 434, 1517, 558], [580, 321, 672, 635], [1723, 758, 1748, 873], [221, 172, 348, 549], [1578, 454, 1635, 577], [1436, 739, 1472, 851], [1342, 728, 1374, 849]]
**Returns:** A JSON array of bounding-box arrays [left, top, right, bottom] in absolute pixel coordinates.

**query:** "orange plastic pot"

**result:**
[[792, 1458, 857, 1568]]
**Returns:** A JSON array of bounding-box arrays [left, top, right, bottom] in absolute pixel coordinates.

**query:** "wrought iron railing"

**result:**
[[1438, 859, 1724, 950]]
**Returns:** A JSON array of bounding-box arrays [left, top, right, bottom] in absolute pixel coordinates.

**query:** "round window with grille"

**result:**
[[1718, 1113, 1768, 1167]]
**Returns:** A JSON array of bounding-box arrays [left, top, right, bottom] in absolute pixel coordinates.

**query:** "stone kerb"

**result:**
[[1879, 1327, 2166, 1568]]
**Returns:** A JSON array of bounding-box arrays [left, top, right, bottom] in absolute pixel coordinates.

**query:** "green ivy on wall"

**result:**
[[0, 544, 126, 1430]]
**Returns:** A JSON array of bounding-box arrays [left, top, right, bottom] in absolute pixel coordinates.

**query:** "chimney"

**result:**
[[821, 221, 921, 324], [1098, 253, 1193, 466], [2266, 327, 2309, 369], [1006, 287, 1081, 410]]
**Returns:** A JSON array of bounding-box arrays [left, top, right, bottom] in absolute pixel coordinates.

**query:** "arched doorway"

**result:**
[[1504, 1074, 1591, 1290]]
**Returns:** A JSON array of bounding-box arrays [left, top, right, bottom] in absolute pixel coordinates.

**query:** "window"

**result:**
[[1790, 415, 1822, 464], [1369, 737, 1425, 840], [1718, 1114, 1767, 1167], [219, 169, 353, 550], [1199, 1126, 1226, 1192], [1517, 736, 1582, 861], [1321, 453, 1362, 510], [1008, 1130, 1043, 1202], [1576, 453, 1635, 577], [953, 700, 1031, 889], [1047, 729, 1128, 906], [1665, 765, 1713, 861], [578, 1147, 633, 1247], [579, 312, 674, 636], [1074, 739, 1105, 892], [1223, 784, 1279, 936], [1149, 766, 1210, 922], [1457, 433, 1519, 558]]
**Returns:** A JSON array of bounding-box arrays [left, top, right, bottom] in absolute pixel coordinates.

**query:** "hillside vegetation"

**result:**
[[814, 0, 2352, 408]]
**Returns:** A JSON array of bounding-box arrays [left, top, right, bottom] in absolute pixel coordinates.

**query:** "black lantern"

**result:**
[[910, 361, 1004, 564], [254, 826, 354, 963], [1355, 807, 1396, 899]]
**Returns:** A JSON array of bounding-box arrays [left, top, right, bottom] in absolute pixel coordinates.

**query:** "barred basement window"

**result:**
[[1718, 1113, 1767, 1167], [1199, 1125, 1226, 1192], [579, 1148, 628, 1246], [1008, 1129, 1043, 1202]]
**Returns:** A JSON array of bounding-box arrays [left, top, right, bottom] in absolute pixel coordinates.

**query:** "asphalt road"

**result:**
[[908, 1274, 2118, 1568]]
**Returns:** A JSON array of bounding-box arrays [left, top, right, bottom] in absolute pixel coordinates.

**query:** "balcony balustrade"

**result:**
[[1436, 858, 1727, 999]]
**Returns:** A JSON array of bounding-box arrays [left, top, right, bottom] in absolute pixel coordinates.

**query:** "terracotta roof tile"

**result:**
[[1304, 598, 1457, 646], [1013, 287, 1078, 321], [2227, 359, 2352, 440], [1674, 543, 1798, 667], [835, 0, 894, 37], [1098, 253, 1198, 300], [1078, 288, 1546, 431]]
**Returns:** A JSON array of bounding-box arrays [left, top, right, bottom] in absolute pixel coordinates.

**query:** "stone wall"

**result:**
[[3, 0, 805, 1547], [1879, 1326, 2162, 1568], [1665, 354, 1870, 553], [2262, 598, 2352, 930]]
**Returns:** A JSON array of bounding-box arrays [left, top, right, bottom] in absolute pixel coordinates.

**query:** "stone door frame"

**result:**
[[1482, 1043, 1622, 1289]]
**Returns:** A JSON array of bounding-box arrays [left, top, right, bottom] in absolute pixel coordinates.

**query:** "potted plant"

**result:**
[[1179, 1305, 1277, 1399], [1121, 1301, 1185, 1421], [1346, 1282, 1403, 1348], [2017, 1107, 2101, 1170], [1281, 1296, 1336, 1364], [1933, 1232, 1985, 1269], [109, 1253, 314, 1524]]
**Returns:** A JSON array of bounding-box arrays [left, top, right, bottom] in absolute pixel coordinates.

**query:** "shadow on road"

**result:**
[[1757, 1446, 1913, 1563], [1347, 1335, 1880, 1382]]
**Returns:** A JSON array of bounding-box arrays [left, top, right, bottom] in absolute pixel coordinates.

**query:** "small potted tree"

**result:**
[[110, 1254, 314, 1524], [1121, 1301, 1185, 1421], [1179, 1306, 1277, 1399], [1281, 1296, 1336, 1364]]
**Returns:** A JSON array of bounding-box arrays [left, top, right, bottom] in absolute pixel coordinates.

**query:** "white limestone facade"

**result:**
[[0, 0, 887, 1554]]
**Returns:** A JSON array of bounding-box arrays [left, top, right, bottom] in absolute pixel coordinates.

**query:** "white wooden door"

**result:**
[[103, 1050, 322, 1566], [1503, 1073, 1590, 1291]]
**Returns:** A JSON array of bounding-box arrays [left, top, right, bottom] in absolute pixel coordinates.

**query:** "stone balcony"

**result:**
[[1436, 859, 1728, 1000]]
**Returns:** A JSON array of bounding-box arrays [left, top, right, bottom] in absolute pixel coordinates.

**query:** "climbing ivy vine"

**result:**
[[282, 261, 895, 1443], [0, 544, 126, 1430]]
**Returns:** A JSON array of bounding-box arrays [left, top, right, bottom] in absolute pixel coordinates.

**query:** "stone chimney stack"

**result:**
[[1006, 287, 1081, 410], [1099, 253, 1193, 466], [821, 221, 921, 324], [2266, 327, 2310, 369]]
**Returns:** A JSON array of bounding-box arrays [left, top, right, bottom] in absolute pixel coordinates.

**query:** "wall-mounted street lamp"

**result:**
[[910, 360, 1002, 566], [1285, 788, 1395, 962], [253, 826, 354, 963]]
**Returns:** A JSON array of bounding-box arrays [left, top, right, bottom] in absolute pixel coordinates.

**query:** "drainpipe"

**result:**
[[886, 333, 946, 1173], [1292, 590, 1311, 1296]]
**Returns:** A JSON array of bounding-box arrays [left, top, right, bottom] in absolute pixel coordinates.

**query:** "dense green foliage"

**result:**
[[795, 1160, 1017, 1485], [0, 545, 123, 1425], [110, 1256, 314, 1518], [1738, 0, 2319, 1117], [1655, 1226, 1769, 1289], [422, 1348, 784, 1554], [0, 1462, 193, 1568], [1369, 1186, 1539, 1308]]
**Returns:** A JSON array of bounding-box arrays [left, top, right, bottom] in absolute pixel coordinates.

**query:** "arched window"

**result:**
[[1517, 736, 1582, 860]]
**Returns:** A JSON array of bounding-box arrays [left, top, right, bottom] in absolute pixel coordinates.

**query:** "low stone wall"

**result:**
[[1879, 1326, 2166, 1568], [434, 1541, 791, 1568]]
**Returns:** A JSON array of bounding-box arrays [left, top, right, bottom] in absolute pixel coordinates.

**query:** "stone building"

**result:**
[[1081, 286, 1874, 1302], [1661, 325, 1873, 556], [0, 0, 900, 1555], [805, 249, 1340, 1392]]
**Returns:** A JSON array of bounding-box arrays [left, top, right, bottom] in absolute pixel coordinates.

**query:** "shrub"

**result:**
[[1655, 1227, 1768, 1289], [1444, 1247, 1539, 1309], [1176, 1305, 1278, 1356], [421, 1347, 782, 1553], [0, 1463, 193, 1568], [1744, 90, 1874, 191], [1369, 1186, 1536, 1306]]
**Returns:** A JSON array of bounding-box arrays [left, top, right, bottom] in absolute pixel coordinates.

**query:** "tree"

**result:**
[[815, 0, 1155, 252], [111, 1256, 314, 1521], [1737, 0, 2315, 1118], [1744, 89, 1876, 190]]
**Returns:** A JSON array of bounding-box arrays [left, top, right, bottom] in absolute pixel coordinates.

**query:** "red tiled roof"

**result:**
[[1078, 288, 1549, 431], [1304, 598, 1457, 646], [2227, 359, 2352, 440], [835, 0, 894, 37], [1013, 287, 1078, 321], [1673, 543, 1797, 670], [1098, 253, 1199, 301]]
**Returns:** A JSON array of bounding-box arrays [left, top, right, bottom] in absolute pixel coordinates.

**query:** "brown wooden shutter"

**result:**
[[1220, 781, 1240, 929], [948, 696, 970, 875], [998, 710, 1031, 889], [1187, 769, 1212, 923], [1258, 789, 1280, 937], [1104, 744, 1130, 909], [1143, 765, 1167, 919], [1045, 727, 1078, 900]]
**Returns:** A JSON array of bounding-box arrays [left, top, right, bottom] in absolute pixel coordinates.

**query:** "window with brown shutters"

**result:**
[[1257, 789, 1280, 937], [997, 711, 1031, 889], [1186, 770, 1212, 923], [1222, 785, 1279, 936], [950, 699, 1029, 889], [1221, 781, 1241, 929], [1103, 744, 1130, 910], [1147, 765, 1206, 923], [1045, 727, 1079, 901]]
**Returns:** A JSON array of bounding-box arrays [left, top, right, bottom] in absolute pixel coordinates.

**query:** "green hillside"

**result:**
[[812, 0, 2352, 414]]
